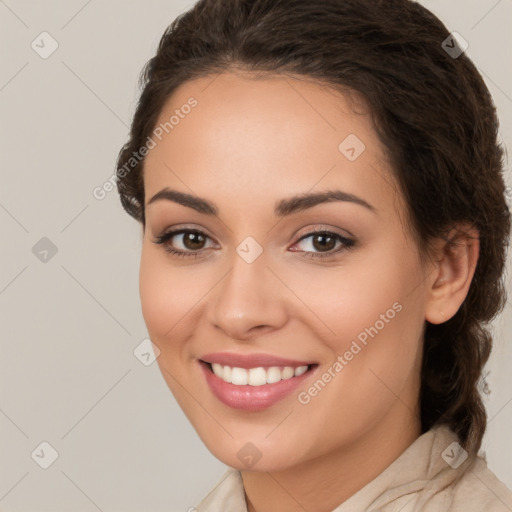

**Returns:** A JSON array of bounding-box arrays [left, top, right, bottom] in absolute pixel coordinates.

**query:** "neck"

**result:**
[[242, 406, 421, 512]]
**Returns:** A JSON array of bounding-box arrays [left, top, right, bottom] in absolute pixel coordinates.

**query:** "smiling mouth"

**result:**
[[201, 360, 317, 386]]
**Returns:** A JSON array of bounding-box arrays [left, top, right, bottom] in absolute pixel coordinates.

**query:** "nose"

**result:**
[[207, 249, 288, 341]]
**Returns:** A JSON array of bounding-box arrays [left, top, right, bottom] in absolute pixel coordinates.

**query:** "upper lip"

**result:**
[[200, 352, 316, 369]]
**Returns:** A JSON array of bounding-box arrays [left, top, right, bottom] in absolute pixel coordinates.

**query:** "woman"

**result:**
[[115, 0, 512, 510]]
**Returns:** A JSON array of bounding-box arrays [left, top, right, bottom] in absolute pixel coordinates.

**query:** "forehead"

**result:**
[[143, 70, 401, 217]]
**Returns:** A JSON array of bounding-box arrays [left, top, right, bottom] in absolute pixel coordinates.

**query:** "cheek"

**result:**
[[138, 248, 200, 401], [139, 250, 171, 337], [292, 241, 425, 405], [287, 244, 420, 349], [138, 247, 200, 342], [328, 250, 425, 402]]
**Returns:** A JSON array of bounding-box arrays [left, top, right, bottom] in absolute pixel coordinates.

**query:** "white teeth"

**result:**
[[212, 363, 223, 377], [209, 363, 310, 386], [248, 367, 267, 386], [282, 366, 295, 379], [223, 365, 232, 383], [294, 365, 308, 376], [231, 367, 248, 385], [266, 366, 282, 384]]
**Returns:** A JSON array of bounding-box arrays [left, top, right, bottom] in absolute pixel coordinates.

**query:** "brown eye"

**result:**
[[153, 229, 215, 258], [291, 230, 355, 260], [311, 233, 337, 252], [181, 231, 207, 250]]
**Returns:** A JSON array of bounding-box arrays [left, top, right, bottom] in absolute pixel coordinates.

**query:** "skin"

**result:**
[[139, 69, 479, 512]]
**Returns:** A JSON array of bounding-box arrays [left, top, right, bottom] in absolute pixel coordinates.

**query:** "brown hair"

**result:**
[[116, 0, 511, 454]]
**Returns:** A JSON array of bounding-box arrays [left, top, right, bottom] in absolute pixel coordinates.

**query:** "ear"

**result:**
[[425, 224, 480, 324]]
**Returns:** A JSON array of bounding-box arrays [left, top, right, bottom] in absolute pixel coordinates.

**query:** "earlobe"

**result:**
[[425, 225, 480, 325]]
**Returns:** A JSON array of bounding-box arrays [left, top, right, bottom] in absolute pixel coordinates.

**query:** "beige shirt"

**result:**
[[195, 425, 512, 511]]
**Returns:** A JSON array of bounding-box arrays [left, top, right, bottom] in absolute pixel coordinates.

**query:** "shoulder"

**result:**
[[414, 426, 512, 512], [446, 455, 512, 511], [195, 468, 247, 512], [343, 425, 512, 512]]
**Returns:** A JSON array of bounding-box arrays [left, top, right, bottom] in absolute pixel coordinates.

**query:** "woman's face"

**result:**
[[140, 70, 433, 471]]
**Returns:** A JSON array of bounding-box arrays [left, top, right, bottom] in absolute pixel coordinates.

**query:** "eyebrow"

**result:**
[[146, 188, 376, 217]]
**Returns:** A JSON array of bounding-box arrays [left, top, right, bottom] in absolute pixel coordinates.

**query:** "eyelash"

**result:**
[[153, 227, 356, 261]]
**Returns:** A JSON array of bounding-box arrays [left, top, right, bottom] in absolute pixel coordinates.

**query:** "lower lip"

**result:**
[[199, 361, 317, 411]]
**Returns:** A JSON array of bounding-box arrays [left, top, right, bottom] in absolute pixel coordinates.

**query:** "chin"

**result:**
[[196, 428, 311, 473]]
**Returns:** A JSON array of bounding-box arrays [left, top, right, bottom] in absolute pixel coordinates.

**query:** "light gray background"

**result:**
[[1, 1, 511, 511]]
